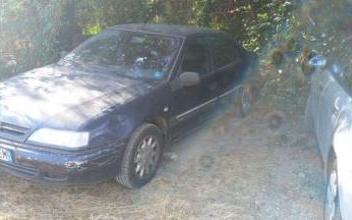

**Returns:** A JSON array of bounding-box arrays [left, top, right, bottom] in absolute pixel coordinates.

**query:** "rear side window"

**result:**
[[210, 36, 239, 70]]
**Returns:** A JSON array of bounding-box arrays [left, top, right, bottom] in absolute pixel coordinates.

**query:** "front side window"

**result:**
[[62, 30, 182, 80], [181, 38, 209, 74], [211, 36, 239, 70]]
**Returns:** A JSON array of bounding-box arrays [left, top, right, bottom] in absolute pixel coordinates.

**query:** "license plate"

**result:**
[[0, 148, 12, 162]]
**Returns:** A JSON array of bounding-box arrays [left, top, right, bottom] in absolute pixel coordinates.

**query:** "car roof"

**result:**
[[108, 23, 227, 38]]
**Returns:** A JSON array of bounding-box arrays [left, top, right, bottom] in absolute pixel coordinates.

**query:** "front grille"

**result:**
[[0, 122, 28, 136]]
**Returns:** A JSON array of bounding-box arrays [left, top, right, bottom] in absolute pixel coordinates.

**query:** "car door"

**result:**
[[309, 70, 322, 132], [169, 36, 215, 135], [316, 70, 345, 160], [207, 35, 244, 97]]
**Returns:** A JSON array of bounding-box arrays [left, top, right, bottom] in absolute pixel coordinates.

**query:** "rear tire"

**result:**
[[116, 124, 164, 189], [324, 151, 342, 220], [239, 85, 257, 118]]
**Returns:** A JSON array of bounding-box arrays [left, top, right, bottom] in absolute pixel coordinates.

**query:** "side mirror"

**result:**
[[179, 71, 200, 87], [308, 55, 327, 68], [302, 54, 327, 76]]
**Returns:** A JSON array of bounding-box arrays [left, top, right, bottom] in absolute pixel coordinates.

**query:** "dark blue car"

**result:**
[[0, 24, 256, 188]]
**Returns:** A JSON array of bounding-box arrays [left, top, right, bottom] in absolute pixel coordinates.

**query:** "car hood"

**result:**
[[0, 64, 154, 130]]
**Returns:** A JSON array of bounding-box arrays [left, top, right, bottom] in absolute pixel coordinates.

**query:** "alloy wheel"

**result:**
[[134, 136, 161, 178]]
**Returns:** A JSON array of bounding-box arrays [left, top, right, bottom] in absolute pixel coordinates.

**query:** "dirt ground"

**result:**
[[0, 98, 325, 220]]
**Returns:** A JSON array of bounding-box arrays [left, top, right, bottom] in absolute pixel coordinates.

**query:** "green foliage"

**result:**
[[0, 0, 65, 74], [0, 0, 297, 76], [271, 49, 284, 67], [76, 0, 154, 35]]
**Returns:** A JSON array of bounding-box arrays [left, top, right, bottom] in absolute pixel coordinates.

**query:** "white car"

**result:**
[[306, 55, 352, 220]]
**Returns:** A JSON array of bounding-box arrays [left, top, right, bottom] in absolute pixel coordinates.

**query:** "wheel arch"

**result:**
[[327, 144, 351, 220], [148, 116, 168, 137], [323, 146, 336, 180]]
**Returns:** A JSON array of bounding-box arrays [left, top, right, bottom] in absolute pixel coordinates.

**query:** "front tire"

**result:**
[[116, 124, 163, 189], [324, 152, 342, 220]]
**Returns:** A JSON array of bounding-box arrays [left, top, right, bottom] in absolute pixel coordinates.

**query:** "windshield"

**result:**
[[61, 30, 182, 80]]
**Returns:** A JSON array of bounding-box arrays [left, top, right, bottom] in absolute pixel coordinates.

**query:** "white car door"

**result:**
[[316, 70, 344, 161], [309, 70, 324, 131], [330, 71, 352, 220]]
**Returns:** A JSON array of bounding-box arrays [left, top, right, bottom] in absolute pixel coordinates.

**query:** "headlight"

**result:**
[[27, 128, 89, 148]]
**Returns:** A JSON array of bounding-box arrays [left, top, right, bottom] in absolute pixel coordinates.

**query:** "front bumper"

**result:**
[[0, 138, 126, 184]]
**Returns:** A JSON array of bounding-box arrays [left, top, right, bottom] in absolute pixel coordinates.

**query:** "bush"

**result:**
[[0, 0, 297, 77]]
